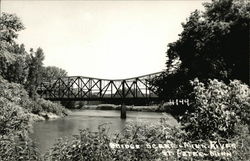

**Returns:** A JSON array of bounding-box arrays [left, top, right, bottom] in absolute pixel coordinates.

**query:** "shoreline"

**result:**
[[29, 111, 69, 122]]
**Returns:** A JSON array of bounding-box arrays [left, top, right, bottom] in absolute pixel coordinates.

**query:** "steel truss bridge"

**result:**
[[37, 72, 163, 104]]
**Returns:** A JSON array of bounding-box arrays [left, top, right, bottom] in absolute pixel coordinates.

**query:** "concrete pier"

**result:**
[[120, 104, 126, 119]]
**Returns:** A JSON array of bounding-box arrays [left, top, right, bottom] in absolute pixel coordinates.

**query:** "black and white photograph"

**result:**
[[0, 0, 249, 160]]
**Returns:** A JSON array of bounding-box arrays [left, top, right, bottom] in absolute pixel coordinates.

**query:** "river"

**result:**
[[30, 110, 178, 154]]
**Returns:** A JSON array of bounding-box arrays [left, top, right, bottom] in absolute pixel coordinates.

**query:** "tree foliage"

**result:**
[[0, 13, 24, 44], [41, 66, 68, 82], [0, 76, 41, 161], [0, 13, 68, 99], [181, 79, 250, 140], [0, 12, 69, 160], [152, 0, 250, 99], [25, 48, 45, 98], [0, 13, 29, 84]]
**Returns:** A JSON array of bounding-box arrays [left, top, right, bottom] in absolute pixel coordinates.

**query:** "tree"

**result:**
[[0, 13, 25, 44], [0, 13, 68, 99], [41, 66, 67, 82], [25, 48, 45, 98], [152, 0, 250, 99], [0, 13, 29, 84], [0, 13, 30, 84]]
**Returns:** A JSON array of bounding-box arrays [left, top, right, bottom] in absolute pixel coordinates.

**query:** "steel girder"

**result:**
[[37, 72, 163, 102]]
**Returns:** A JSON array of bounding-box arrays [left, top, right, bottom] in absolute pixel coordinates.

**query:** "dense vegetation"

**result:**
[[0, 0, 249, 160], [43, 0, 249, 161], [0, 12, 68, 160], [0, 13, 67, 98], [151, 0, 249, 100], [44, 79, 250, 161], [44, 0, 249, 160]]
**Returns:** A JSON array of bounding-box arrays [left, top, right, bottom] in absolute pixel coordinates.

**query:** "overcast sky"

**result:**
[[2, 0, 209, 79]]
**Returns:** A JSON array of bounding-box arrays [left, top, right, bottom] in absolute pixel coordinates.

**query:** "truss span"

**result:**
[[37, 72, 163, 102]]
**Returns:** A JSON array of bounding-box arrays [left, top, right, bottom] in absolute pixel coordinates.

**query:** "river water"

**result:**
[[30, 110, 177, 154]]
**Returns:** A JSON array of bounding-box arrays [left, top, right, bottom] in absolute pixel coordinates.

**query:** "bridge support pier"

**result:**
[[120, 104, 126, 119]]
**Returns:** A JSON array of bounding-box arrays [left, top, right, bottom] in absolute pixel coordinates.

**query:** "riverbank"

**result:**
[[29, 111, 70, 122]]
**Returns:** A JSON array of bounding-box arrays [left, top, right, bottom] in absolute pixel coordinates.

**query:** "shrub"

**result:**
[[44, 119, 186, 161], [111, 118, 185, 161], [0, 76, 68, 160], [0, 97, 41, 161], [60, 101, 76, 109], [161, 104, 192, 119], [229, 125, 250, 161], [36, 98, 68, 116], [180, 79, 250, 140], [0, 76, 68, 117], [45, 118, 250, 161], [44, 124, 114, 161], [0, 135, 41, 161], [0, 77, 32, 111], [0, 97, 30, 136]]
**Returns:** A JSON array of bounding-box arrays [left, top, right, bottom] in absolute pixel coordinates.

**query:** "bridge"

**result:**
[[37, 72, 163, 104]]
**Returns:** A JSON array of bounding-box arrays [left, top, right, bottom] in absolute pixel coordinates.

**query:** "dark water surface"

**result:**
[[30, 110, 176, 154]]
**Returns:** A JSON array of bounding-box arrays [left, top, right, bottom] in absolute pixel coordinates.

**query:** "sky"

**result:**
[[2, 0, 210, 79]]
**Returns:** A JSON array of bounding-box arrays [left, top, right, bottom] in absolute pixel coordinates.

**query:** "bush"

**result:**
[[44, 124, 114, 161], [161, 104, 192, 119], [0, 97, 41, 161], [111, 118, 185, 161], [0, 135, 41, 161], [0, 76, 68, 160], [60, 101, 76, 109], [0, 76, 68, 117], [181, 79, 250, 140], [44, 119, 186, 161], [228, 125, 250, 161], [0, 97, 30, 137], [36, 98, 68, 116], [0, 76, 33, 112], [44, 116, 250, 161]]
